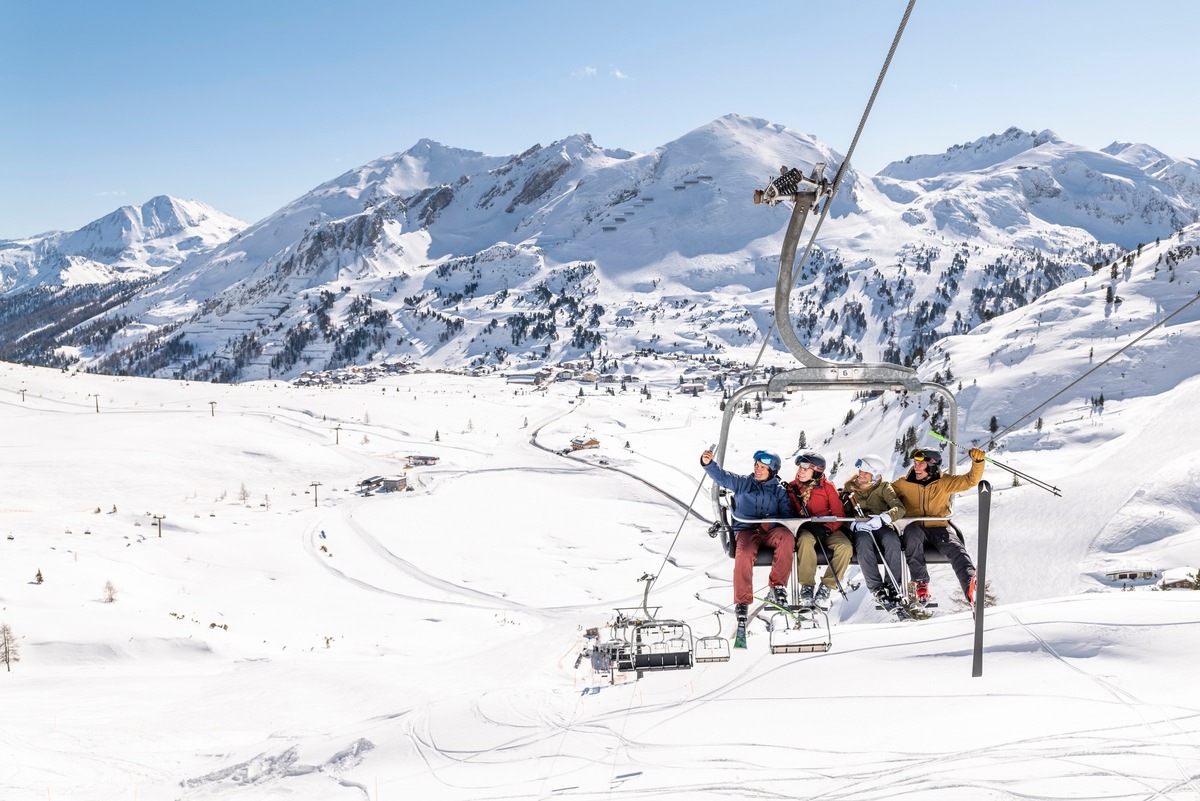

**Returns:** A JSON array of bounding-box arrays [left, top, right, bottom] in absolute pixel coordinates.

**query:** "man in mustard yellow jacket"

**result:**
[[892, 446, 986, 606]]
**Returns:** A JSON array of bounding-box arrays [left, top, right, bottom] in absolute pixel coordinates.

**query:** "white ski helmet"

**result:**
[[852, 454, 887, 480]]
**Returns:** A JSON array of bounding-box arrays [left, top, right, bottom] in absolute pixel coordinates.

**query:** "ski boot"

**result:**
[[914, 580, 930, 606], [797, 585, 815, 609], [813, 585, 832, 611], [875, 589, 912, 622], [872, 587, 896, 611], [734, 603, 748, 648]]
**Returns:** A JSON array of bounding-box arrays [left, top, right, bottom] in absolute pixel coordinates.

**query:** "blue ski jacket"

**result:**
[[702, 460, 792, 530]]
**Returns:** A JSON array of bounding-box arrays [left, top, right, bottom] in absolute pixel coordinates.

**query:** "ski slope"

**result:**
[[1, 360, 1198, 800]]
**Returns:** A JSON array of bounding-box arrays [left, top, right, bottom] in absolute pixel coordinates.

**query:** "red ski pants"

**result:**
[[732, 525, 795, 604]]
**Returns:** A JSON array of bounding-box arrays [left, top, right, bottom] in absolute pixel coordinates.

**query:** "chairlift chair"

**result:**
[[709, 164, 971, 606], [605, 608, 695, 676], [766, 607, 832, 654], [694, 612, 731, 663]]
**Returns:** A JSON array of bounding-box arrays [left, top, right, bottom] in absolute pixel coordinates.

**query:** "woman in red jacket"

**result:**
[[784, 452, 849, 610]]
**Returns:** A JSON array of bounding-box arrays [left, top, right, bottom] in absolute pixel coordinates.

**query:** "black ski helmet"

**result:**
[[910, 448, 942, 476]]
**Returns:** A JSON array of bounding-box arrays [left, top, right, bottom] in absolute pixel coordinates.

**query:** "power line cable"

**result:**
[[992, 289, 1200, 443]]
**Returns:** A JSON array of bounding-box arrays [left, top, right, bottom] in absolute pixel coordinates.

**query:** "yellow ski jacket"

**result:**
[[892, 458, 985, 527]]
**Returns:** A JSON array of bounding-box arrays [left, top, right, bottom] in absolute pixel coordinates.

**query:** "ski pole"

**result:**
[[848, 495, 906, 601], [815, 531, 850, 600], [941, 450, 1050, 490], [928, 432, 1062, 497], [930, 434, 1060, 496]]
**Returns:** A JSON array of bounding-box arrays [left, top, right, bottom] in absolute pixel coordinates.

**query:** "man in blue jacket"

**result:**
[[702, 447, 794, 628]]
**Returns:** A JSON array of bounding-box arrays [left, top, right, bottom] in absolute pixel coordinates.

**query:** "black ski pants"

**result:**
[[903, 522, 975, 595], [854, 524, 903, 595]]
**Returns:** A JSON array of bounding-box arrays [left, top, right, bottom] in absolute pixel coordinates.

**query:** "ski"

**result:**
[[871, 593, 915, 622], [733, 602, 770, 647], [755, 595, 810, 624], [694, 593, 769, 644], [744, 600, 771, 631]]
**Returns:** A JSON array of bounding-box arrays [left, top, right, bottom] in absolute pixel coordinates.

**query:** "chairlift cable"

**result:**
[[641, 472, 711, 615], [990, 289, 1200, 443], [750, 0, 917, 371]]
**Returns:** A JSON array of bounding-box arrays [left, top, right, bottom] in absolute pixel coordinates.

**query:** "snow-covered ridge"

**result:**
[[1, 115, 1197, 382]]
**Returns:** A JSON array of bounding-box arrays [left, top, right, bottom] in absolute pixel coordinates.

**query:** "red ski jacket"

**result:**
[[784, 476, 845, 533]]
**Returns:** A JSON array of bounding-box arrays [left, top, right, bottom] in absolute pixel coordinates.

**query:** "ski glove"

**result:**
[[970, 447, 987, 463], [852, 513, 892, 533]]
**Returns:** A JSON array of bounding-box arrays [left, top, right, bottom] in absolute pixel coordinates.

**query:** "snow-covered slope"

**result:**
[[1, 220, 1198, 797], [1104, 139, 1200, 208]]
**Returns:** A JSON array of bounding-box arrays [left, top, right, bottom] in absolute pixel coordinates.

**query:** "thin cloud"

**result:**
[[571, 66, 598, 80], [611, 69, 630, 80]]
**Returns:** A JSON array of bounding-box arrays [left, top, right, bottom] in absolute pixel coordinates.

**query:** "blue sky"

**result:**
[[2, 0, 1196, 240]]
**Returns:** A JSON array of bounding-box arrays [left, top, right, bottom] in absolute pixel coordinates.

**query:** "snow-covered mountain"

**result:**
[[1, 117, 1195, 381], [878, 127, 1195, 248], [0, 195, 246, 292]]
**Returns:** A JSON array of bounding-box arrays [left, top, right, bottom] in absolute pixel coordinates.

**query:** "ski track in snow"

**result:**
[[5, 330, 1200, 800]]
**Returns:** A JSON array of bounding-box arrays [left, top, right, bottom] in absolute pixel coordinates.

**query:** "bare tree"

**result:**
[[0, 623, 19, 672], [103, 581, 118, 603]]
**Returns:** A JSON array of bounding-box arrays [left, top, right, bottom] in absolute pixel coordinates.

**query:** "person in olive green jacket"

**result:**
[[892, 446, 986, 606], [842, 454, 907, 612]]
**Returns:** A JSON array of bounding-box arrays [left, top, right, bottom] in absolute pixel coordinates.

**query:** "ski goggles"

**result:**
[[752, 450, 781, 472], [793, 452, 825, 470], [910, 449, 941, 463]]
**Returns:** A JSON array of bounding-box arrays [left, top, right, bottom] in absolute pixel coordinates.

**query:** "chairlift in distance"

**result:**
[[592, 575, 695, 679], [694, 611, 731, 664], [598, 607, 694, 679]]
